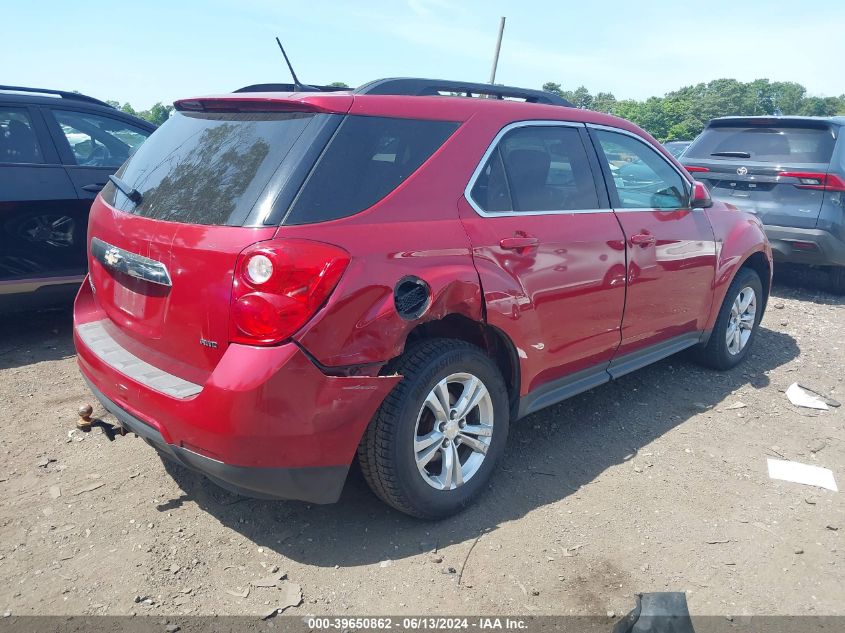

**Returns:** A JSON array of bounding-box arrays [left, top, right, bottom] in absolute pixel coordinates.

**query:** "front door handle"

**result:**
[[81, 183, 106, 192], [631, 233, 656, 247], [500, 236, 539, 250]]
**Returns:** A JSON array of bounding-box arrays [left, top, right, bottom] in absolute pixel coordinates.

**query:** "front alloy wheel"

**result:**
[[694, 266, 763, 370], [726, 286, 757, 355]]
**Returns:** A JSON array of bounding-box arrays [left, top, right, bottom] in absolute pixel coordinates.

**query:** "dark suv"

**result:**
[[0, 86, 155, 312], [73, 79, 771, 518], [682, 116, 845, 292]]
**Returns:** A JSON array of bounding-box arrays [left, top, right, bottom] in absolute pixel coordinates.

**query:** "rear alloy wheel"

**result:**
[[695, 267, 763, 370], [358, 339, 509, 519], [414, 372, 495, 491]]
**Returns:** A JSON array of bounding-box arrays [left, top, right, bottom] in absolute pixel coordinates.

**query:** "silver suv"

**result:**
[[682, 116, 845, 292]]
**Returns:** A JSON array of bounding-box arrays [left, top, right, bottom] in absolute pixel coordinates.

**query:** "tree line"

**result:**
[[541, 78, 845, 141], [104, 78, 844, 140]]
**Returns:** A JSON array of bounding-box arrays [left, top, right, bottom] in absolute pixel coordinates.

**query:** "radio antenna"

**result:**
[[275, 37, 306, 90]]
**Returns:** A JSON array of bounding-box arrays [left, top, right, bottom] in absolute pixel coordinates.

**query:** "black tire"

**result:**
[[694, 267, 764, 370], [357, 339, 510, 519], [830, 267, 845, 295]]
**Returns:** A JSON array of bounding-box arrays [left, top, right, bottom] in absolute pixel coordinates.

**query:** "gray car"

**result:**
[[682, 116, 845, 293]]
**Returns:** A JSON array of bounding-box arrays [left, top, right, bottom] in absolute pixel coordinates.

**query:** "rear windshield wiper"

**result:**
[[710, 151, 751, 158], [108, 175, 143, 205]]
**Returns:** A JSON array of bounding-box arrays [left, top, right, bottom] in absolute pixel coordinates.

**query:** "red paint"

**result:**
[[457, 197, 628, 394], [703, 203, 773, 332], [74, 89, 770, 484], [613, 208, 717, 355]]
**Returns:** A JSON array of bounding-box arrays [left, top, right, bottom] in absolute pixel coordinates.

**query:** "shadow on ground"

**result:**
[[0, 307, 74, 370], [771, 264, 844, 306], [160, 325, 799, 568]]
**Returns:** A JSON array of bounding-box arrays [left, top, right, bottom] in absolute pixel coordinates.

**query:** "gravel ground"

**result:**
[[0, 266, 842, 618]]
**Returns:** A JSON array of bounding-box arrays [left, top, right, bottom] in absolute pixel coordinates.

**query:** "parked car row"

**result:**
[[70, 78, 771, 518]]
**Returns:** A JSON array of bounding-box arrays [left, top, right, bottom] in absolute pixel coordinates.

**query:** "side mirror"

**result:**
[[690, 180, 713, 209]]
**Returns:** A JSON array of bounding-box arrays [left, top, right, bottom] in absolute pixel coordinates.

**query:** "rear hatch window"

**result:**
[[102, 111, 318, 226], [684, 123, 836, 164], [683, 121, 837, 227]]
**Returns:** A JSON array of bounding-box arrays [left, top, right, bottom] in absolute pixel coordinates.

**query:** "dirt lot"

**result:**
[[0, 266, 842, 619]]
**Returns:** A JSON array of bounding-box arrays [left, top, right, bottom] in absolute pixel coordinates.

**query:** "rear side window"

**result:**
[[470, 125, 600, 213], [103, 111, 316, 225], [284, 116, 459, 224], [0, 108, 43, 164], [684, 124, 836, 164]]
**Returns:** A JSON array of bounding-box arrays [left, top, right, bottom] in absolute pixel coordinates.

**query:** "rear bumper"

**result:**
[[73, 282, 401, 503], [85, 379, 349, 503], [765, 225, 845, 267]]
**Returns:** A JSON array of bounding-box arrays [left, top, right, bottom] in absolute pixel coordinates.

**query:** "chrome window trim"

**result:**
[[586, 123, 694, 212], [463, 120, 612, 218]]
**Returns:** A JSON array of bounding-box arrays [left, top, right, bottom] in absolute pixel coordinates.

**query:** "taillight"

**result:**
[[685, 166, 710, 173], [229, 239, 350, 345], [778, 171, 845, 192]]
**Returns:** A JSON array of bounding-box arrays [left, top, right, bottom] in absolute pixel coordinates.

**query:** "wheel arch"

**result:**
[[393, 313, 521, 418], [740, 250, 772, 316]]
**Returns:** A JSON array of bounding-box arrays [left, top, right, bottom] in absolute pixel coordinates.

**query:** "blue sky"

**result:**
[[4, 0, 844, 109]]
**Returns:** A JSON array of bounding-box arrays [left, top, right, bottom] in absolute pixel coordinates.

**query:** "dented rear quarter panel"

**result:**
[[286, 114, 495, 369], [703, 200, 773, 331]]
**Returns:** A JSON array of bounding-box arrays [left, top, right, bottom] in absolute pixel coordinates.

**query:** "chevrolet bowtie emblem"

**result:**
[[104, 248, 122, 267]]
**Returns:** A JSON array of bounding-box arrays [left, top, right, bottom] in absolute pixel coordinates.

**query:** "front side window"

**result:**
[[470, 125, 600, 213], [51, 109, 150, 168], [0, 108, 43, 164], [595, 130, 689, 210]]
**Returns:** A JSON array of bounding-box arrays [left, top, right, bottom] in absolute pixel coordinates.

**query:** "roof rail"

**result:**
[[354, 78, 573, 107], [0, 85, 113, 108], [234, 83, 350, 94]]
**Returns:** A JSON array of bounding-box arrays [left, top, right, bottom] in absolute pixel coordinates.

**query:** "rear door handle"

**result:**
[[81, 183, 106, 192], [630, 233, 656, 247], [500, 236, 539, 250]]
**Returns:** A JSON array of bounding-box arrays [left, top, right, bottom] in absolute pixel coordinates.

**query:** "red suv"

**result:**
[[73, 79, 772, 518]]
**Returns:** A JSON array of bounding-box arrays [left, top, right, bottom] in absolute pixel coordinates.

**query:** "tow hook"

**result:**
[[77, 404, 93, 430], [76, 403, 128, 441]]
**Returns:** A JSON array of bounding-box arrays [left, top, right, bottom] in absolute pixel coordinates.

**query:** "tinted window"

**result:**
[[0, 108, 43, 164], [103, 111, 316, 226], [596, 130, 689, 209], [52, 109, 150, 167], [470, 125, 599, 213], [684, 124, 835, 164], [286, 116, 459, 224]]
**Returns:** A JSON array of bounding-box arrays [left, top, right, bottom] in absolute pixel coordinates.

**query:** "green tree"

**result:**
[[592, 92, 617, 113], [541, 77, 842, 141], [141, 103, 173, 126], [542, 82, 564, 97]]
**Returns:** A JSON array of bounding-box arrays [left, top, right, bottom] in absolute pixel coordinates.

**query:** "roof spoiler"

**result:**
[[234, 83, 350, 94]]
